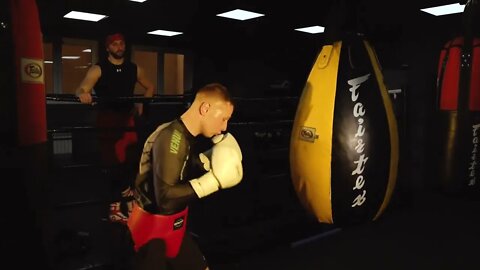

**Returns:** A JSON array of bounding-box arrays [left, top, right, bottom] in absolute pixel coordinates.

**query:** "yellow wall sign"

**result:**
[[21, 58, 44, 84]]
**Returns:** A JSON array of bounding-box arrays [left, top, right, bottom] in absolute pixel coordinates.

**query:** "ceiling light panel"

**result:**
[[63, 11, 107, 22], [420, 3, 465, 16], [216, 9, 265, 21], [147, 30, 183, 37], [62, 56, 81, 59], [294, 25, 325, 34]]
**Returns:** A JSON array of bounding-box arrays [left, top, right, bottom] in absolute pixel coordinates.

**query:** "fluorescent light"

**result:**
[[82, 49, 92, 52], [216, 9, 264, 21], [421, 3, 465, 16], [44, 60, 53, 64], [295, 25, 325, 34], [147, 29, 183, 37], [62, 56, 80, 60], [63, 11, 107, 22], [129, 0, 147, 2]]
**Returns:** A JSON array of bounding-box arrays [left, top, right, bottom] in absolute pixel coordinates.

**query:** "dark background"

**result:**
[[2, 0, 480, 269]]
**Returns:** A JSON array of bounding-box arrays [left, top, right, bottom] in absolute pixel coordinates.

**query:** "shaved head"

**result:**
[[194, 83, 234, 106], [181, 83, 234, 138]]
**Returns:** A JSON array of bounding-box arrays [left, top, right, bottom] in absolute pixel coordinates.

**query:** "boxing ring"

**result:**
[[44, 94, 315, 269]]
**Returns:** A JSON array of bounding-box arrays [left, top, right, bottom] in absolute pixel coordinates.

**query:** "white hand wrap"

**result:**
[[190, 133, 243, 198]]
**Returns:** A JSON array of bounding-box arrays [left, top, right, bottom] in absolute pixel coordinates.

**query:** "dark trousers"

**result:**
[[97, 110, 139, 202]]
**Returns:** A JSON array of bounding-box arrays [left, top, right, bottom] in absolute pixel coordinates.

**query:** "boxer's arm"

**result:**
[[151, 130, 198, 214]]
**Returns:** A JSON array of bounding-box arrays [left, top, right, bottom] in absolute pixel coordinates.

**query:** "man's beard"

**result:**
[[110, 51, 124, 59]]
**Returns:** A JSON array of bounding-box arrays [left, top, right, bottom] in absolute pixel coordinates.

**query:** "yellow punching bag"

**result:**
[[290, 34, 399, 225]]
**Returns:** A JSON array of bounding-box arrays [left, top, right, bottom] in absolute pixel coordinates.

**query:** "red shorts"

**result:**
[[127, 205, 188, 258], [96, 111, 137, 164]]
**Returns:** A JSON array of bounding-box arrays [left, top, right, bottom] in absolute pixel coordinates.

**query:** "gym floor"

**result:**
[[6, 158, 480, 270], [211, 190, 480, 270], [6, 127, 479, 270], [42, 171, 480, 270]]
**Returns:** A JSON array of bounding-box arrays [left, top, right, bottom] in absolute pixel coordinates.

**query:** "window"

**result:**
[[132, 46, 190, 95], [43, 42, 54, 93], [61, 38, 97, 95], [132, 50, 158, 95], [44, 38, 191, 95], [164, 53, 184, 95]]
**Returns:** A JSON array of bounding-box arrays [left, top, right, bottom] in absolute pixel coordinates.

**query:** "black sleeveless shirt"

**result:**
[[94, 60, 137, 112]]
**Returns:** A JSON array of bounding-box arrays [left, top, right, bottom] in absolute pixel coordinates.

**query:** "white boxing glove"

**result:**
[[210, 133, 243, 188], [190, 133, 243, 198], [189, 171, 219, 198], [198, 151, 211, 171]]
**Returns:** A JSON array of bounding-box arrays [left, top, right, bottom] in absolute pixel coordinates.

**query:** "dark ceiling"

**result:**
[[36, 0, 470, 50]]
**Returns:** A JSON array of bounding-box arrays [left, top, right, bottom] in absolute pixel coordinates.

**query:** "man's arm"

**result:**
[[136, 65, 155, 97], [134, 65, 155, 115], [76, 65, 101, 104]]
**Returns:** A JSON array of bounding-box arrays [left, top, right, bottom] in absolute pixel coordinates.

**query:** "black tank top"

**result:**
[[94, 60, 137, 112]]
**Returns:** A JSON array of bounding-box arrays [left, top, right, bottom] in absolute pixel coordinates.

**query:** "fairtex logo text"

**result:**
[[348, 74, 370, 208], [468, 124, 480, 186]]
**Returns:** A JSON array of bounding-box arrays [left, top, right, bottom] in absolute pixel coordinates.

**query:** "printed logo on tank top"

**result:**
[[173, 216, 185, 230], [170, 129, 182, 154]]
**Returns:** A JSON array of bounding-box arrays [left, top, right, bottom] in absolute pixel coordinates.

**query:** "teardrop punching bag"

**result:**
[[11, 0, 47, 146], [289, 1, 399, 225], [435, 0, 480, 194]]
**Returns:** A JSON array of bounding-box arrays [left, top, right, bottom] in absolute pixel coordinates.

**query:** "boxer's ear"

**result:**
[[200, 102, 210, 115]]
